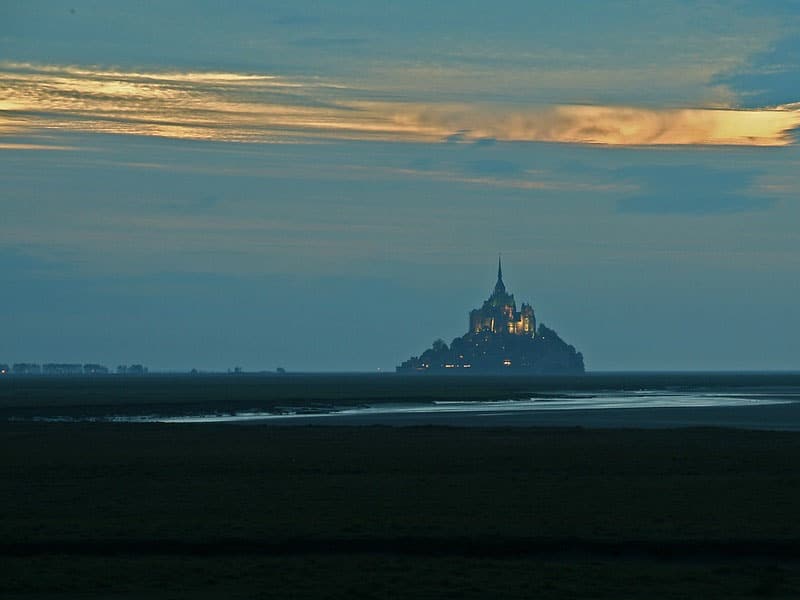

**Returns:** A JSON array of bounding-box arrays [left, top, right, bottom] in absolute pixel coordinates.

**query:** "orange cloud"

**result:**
[[1, 62, 798, 147], [385, 103, 800, 146]]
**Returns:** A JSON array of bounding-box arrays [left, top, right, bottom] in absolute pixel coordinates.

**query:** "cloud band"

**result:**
[[1, 62, 798, 147]]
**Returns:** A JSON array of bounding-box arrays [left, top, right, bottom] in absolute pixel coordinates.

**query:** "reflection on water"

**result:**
[[150, 391, 796, 424], [8, 374, 800, 429]]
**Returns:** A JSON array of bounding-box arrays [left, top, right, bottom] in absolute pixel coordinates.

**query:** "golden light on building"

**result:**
[[469, 257, 536, 338], [397, 259, 585, 374]]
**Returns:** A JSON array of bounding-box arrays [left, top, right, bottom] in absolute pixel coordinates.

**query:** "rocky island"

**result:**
[[397, 259, 584, 374]]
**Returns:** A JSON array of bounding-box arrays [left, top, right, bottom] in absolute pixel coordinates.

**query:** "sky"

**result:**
[[1, 1, 799, 372]]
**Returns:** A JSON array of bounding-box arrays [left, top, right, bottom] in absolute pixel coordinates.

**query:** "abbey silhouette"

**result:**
[[469, 257, 536, 336], [397, 259, 584, 373]]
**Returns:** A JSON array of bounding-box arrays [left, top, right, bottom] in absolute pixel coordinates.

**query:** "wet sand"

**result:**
[[240, 400, 800, 430]]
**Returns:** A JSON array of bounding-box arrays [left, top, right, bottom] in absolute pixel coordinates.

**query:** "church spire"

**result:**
[[494, 255, 506, 295], [497, 255, 503, 283]]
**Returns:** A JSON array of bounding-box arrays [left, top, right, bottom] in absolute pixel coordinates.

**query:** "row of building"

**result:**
[[0, 363, 149, 376]]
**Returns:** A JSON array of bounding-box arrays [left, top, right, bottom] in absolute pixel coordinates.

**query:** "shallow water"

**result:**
[[4, 372, 800, 430], [142, 390, 798, 424]]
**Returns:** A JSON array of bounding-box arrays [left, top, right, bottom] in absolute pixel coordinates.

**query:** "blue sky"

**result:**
[[1, 2, 799, 371]]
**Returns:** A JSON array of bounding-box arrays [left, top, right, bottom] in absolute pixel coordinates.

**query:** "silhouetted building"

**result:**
[[398, 259, 584, 374], [83, 364, 109, 375], [117, 364, 148, 375], [469, 258, 536, 336], [43, 363, 83, 375], [12, 363, 41, 375]]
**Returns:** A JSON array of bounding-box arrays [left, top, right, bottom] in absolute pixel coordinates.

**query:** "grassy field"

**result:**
[[3, 423, 800, 597]]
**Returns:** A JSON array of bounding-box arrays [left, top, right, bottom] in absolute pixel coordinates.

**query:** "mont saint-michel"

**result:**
[[398, 260, 584, 374]]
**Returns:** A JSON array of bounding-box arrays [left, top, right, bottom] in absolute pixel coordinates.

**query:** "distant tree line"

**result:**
[[0, 363, 149, 376]]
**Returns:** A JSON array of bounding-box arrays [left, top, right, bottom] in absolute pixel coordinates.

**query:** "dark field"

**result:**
[[3, 423, 800, 597]]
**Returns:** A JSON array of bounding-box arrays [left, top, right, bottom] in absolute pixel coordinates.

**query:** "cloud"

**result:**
[[271, 14, 324, 26], [462, 159, 522, 176], [1, 62, 799, 147], [289, 37, 367, 49], [715, 34, 800, 109], [616, 165, 777, 214], [0, 245, 76, 278], [361, 164, 625, 194], [392, 103, 800, 146], [0, 142, 78, 150]]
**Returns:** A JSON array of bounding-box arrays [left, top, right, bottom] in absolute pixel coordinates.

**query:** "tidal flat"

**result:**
[[3, 423, 800, 598]]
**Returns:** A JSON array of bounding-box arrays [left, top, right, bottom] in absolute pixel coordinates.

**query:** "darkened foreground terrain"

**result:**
[[3, 424, 800, 598]]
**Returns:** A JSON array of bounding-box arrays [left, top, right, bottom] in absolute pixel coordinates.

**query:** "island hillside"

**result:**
[[398, 259, 584, 374]]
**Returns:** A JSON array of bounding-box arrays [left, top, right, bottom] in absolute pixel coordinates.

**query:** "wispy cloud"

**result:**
[[0, 142, 80, 150], [350, 165, 628, 194], [616, 165, 777, 214], [714, 34, 800, 108], [2, 62, 799, 147], [388, 103, 800, 146]]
